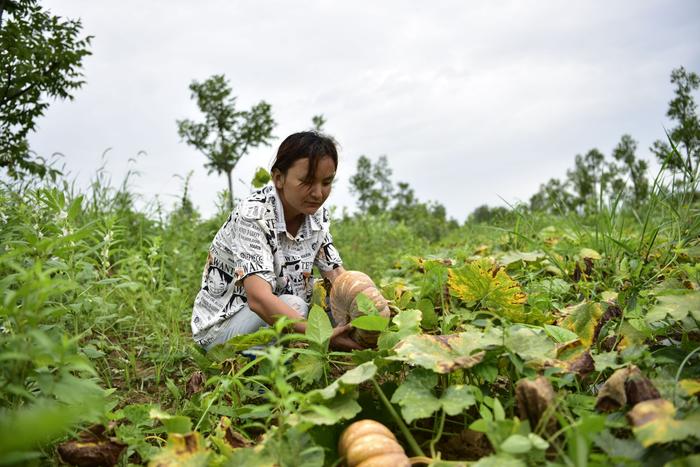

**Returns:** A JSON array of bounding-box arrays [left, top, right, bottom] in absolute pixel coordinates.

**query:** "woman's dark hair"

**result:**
[[271, 131, 338, 184]]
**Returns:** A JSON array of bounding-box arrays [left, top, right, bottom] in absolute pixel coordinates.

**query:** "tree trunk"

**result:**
[[226, 170, 234, 212]]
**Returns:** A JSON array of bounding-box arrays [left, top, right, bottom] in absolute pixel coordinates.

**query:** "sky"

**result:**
[[26, 0, 700, 221]]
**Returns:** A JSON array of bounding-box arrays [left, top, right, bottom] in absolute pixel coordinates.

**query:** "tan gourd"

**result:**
[[330, 271, 390, 346], [338, 420, 410, 467]]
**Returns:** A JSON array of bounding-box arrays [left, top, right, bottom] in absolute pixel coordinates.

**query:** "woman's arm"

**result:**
[[243, 272, 362, 350], [243, 275, 307, 334]]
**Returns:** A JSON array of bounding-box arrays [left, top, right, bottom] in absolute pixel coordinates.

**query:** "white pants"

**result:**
[[204, 294, 309, 351]]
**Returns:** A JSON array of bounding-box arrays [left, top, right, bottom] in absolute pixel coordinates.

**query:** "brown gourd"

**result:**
[[330, 271, 390, 347], [338, 419, 410, 467]]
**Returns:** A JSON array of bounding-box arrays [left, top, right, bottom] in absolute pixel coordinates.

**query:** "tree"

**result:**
[[529, 177, 575, 214], [348, 155, 393, 215], [610, 134, 648, 206], [566, 148, 606, 211], [650, 66, 700, 176], [177, 75, 275, 210], [0, 0, 92, 178]]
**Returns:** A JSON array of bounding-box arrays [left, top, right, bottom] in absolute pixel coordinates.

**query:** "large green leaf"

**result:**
[[646, 290, 700, 323], [299, 392, 362, 425], [504, 325, 556, 364], [311, 361, 377, 400], [390, 369, 477, 423], [559, 302, 603, 347], [390, 334, 485, 374], [306, 304, 333, 350]]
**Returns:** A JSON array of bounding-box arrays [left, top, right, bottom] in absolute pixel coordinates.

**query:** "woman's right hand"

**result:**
[[330, 324, 364, 351]]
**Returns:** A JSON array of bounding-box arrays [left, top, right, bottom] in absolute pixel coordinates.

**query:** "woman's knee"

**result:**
[[279, 294, 309, 317]]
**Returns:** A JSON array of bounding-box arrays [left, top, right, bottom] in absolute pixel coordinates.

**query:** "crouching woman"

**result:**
[[190, 131, 362, 352]]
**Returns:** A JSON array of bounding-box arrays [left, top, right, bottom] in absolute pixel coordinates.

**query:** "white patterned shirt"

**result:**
[[191, 184, 343, 347]]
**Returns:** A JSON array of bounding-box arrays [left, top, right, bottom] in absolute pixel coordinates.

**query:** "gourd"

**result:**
[[338, 419, 410, 467], [329, 270, 390, 346]]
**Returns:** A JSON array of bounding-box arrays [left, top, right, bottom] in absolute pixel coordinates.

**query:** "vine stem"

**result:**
[[371, 378, 425, 457], [429, 409, 446, 458], [673, 346, 700, 404]]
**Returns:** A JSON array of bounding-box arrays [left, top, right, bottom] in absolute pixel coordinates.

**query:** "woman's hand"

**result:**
[[330, 324, 364, 351]]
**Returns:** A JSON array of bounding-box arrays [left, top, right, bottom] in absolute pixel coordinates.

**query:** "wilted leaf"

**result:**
[[186, 371, 205, 397], [679, 379, 700, 396], [579, 248, 601, 260], [559, 302, 603, 347], [57, 439, 126, 467], [515, 376, 557, 435], [148, 432, 210, 467], [628, 399, 700, 447], [391, 334, 485, 374], [646, 290, 700, 323], [595, 366, 658, 412], [448, 259, 527, 322]]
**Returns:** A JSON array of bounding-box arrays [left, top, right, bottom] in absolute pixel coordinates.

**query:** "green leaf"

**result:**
[[592, 350, 623, 372], [350, 314, 389, 331], [500, 434, 532, 454], [416, 298, 438, 329], [292, 353, 324, 386], [504, 325, 556, 363], [390, 369, 441, 423], [300, 392, 362, 425], [391, 370, 478, 423], [306, 304, 333, 350], [440, 384, 477, 415], [560, 302, 604, 347], [544, 324, 579, 343], [473, 454, 527, 467], [251, 167, 271, 188], [312, 361, 377, 400], [646, 290, 700, 323], [528, 433, 549, 450], [355, 292, 378, 314], [150, 408, 192, 434]]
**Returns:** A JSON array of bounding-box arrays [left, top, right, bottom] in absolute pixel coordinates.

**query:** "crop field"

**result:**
[[1, 166, 699, 467]]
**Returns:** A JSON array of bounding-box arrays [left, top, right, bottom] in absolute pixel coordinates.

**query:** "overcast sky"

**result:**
[[28, 0, 700, 221]]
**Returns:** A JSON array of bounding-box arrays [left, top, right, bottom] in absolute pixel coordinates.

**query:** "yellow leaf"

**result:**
[[447, 259, 527, 322], [559, 302, 603, 347]]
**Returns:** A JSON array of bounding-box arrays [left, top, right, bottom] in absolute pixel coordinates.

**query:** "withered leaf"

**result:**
[[515, 376, 557, 434], [57, 439, 126, 467]]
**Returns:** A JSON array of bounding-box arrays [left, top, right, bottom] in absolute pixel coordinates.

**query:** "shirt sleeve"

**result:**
[[215, 213, 277, 291], [314, 230, 343, 272]]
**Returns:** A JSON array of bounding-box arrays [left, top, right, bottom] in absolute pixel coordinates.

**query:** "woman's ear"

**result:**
[[272, 169, 284, 189]]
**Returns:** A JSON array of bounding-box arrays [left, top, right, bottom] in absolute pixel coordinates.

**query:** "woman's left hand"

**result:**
[[329, 324, 364, 351]]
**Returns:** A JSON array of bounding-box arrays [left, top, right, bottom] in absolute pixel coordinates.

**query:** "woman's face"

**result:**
[[274, 156, 335, 221]]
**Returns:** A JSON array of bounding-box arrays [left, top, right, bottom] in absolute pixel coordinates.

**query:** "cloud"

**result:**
[[26, 0, 700, 220]]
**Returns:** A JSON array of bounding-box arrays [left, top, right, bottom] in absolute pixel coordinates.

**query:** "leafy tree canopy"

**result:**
[[0, 0, 92, 179], [177, 74, 275, 210]]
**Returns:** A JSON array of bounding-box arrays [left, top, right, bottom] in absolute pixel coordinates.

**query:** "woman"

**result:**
[[191, 131, 362, 351]]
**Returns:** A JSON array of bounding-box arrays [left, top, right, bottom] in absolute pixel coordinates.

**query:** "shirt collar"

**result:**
[[269, 185, 323, 238]]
